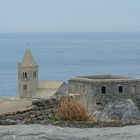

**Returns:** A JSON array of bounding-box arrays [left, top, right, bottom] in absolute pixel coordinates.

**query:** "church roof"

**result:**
[[32, 80, 66, 99], [38, 80, 64, 89], [33, 89, 59, 99], [21, 49, 37, 66]]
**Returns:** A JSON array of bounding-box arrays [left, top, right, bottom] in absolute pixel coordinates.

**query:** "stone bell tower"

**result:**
[[18, 49, 38, 98]]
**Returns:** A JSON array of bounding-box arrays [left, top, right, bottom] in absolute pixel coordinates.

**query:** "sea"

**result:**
[[0, 32, 140, 97]]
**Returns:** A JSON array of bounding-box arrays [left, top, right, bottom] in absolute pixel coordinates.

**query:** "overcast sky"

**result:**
[[0, 0, 140, 32]]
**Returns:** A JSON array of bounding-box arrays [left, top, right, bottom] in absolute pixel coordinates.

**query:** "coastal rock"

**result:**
[[94, 99, 140, 122], [1, 124, 140, 140]]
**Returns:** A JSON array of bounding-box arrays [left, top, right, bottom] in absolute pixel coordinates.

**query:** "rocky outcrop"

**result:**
[[1, 124, 140, 140], [94, 99, 140, 122]]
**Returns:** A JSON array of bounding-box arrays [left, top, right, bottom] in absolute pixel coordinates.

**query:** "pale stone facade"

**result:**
[[68, 75, 140, 110], [18, 49, 68, 99]]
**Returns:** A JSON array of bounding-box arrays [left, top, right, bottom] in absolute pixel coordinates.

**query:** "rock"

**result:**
[[32, 99, 46, 107], [0, 119, 16, 125], [1, 124, 140, 140], [32, 97, 59, 109], [45, 97, 59, 108], [94, 99, 140, 122]]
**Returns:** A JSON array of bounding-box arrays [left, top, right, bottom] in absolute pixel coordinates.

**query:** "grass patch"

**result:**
[[47, 116, 60, 123]]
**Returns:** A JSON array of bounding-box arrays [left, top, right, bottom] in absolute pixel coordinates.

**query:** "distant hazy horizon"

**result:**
[[0, 31, 140, 34], [0, 0, 140, 32]]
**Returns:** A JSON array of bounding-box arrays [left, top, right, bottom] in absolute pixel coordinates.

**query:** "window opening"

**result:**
[[119, 86, 123, 93], [101, 86, 106, 94], [23, 72, 27, 80], [23, 85, 27, 91], [33, 71, 36, 78]]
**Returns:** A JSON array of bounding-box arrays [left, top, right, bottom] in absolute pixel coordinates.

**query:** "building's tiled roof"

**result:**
[[38, 80, 64, 89], [33, 88, 58, 99], [32, 80, 65, 99]]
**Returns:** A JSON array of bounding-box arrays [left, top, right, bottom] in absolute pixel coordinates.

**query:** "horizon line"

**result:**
[[0, 31, 140, 34]]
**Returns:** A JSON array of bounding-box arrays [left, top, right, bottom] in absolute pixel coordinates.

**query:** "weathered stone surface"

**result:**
[[68, 75, 140, 111], [1, 124, 140, 140], [0, 106, 56, 125], [32, 97, 59, 108], [1, 97, 140, 126], [32, 99, 46, 107], [0, 97, 60, 125], [94, 99, 140, 122], [0, 119, 16, 125]]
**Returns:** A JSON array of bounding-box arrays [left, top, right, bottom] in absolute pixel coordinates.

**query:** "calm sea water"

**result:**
[[0, 32, 140, 97]]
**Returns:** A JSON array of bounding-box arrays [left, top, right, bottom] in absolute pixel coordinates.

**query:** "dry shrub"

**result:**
[[56, 96, 93, 121]]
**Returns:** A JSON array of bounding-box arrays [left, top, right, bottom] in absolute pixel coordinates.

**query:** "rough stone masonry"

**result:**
[[68, 75, 140, 111]]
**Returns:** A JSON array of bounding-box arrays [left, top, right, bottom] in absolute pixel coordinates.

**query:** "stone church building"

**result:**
[[18, 49, 140, 110], [18, 49, 68, 99]]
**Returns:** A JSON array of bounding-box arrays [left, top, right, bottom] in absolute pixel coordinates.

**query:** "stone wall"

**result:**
[[68, 78, 140, 111], [55, 82, 68, 97], [77, 75, 128, 79]]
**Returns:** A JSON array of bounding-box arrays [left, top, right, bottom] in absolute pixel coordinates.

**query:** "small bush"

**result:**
[[48, 116, 60, 123], [56, 96, 93, 121]]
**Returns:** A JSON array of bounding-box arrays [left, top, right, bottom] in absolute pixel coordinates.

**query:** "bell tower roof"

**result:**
[[21, 49, 37, 66]]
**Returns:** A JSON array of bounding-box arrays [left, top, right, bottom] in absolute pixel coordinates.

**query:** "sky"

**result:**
[[0, 0, 140, 32]]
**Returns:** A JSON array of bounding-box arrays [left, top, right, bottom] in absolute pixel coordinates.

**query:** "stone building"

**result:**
[[18, 49, 68, 99], [68, 75, 140, 110]]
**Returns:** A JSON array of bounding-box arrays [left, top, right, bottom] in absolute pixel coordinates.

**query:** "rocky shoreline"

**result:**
[[0, 97, 140, 128]]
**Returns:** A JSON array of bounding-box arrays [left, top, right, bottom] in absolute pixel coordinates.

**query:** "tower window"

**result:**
[[101, 86, 106, 94], [23, 72, 27, 80], [119, 86, 123, 93], [25, 72, 27, 79], [33, 71, 36, 78], [23, 85, 27, 91]]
